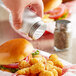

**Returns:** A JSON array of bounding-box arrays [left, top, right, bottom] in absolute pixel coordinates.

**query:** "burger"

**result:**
[[0, 38, 34, 73], [43, 0, 62, 12], [42, 0, 70, 21]]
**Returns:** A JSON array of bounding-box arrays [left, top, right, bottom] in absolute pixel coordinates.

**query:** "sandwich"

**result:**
[[43, 0, 62, 12], [43, 0, 70, 20], [0, 38, 33, 73]]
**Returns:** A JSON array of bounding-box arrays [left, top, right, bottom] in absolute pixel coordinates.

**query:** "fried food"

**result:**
[[29, 56, 46, 65], [29, 58, 39, 65], [17, 54, 63, 76], [53, 66, 62, 76], [53, 60, 64, 68], [49, 54, 58, 61], [30, 62, 45, 74], [17, 68, 30, 75], [50, 69, 58, 76], [49, 54, 64, 68], [45, 63, 54, 70], [39, 70, 54, 76], [47, 61, 54, 65], [19, 60, 31, 69]]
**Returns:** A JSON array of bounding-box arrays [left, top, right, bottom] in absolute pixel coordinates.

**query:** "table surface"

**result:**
[[0, 5, 76, 64]]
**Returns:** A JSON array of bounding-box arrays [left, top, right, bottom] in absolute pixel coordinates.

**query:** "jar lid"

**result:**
[[28, 21, 46, 39], [56, 20, 71, 29]]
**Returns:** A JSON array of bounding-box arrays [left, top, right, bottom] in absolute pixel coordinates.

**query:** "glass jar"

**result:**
[[54, 20, 72, 51]]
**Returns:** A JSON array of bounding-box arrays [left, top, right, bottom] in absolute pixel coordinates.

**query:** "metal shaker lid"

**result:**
[[29, 21, 46, 39], [56, 20, 71, 29]]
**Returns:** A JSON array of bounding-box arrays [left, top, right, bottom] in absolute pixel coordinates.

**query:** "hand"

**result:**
[[2, 0, 44, 29]]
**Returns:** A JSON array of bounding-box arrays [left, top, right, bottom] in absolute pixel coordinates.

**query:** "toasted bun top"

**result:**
[[43, 0, 62, 12], [0, 38, 33, 65]]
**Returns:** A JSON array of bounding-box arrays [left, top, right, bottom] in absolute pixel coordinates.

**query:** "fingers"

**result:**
[[11, 0, 44, 30], [12, 11, 23, 29], [31, 0, 44, 17]]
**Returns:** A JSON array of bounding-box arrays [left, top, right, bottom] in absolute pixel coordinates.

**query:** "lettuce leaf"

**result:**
[[57, 12, 69, 20], [0, 65, 19, 73]]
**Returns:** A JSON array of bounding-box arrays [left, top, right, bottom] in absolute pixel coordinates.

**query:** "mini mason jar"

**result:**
[[54, 20, 72, 51]]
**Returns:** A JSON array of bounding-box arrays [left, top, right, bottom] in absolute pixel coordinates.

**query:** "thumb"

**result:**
[[30, 1, 44, 17], [12, 12, 23, 29]]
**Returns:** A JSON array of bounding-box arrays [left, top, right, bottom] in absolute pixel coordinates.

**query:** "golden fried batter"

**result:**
[[19, 60, 31, 68], [53, 66, 62, 76], [16, 54, 63, 76], [39, 70, 54, 76], [45, 63, 54, 70], [17, 68, 30, 75], [29, 57, 46, 65], [47, 61, 54, 65], [50, 69, 58, 76], [30, 62, 45, 74], [49, 54, 64, 68]]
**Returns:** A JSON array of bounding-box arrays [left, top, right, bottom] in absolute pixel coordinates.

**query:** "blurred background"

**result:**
[[0, 0, 76, 64]]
